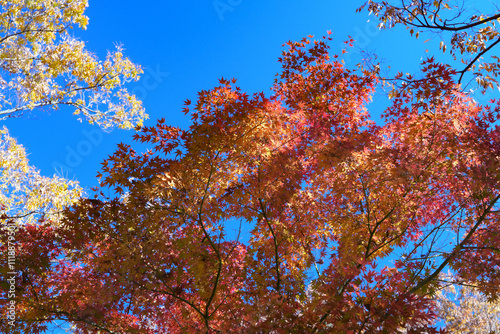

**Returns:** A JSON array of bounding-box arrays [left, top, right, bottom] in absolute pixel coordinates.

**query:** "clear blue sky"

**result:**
[[4, 0, 430, 192]]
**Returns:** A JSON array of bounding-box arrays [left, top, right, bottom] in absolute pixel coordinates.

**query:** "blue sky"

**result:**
[[3, 0, 430, 192]]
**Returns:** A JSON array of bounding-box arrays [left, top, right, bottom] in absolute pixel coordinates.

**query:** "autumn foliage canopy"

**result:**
[[3, 1, 500, 333]]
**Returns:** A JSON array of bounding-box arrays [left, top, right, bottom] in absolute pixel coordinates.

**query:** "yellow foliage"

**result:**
[[0, 127, 81, 225], [435, 276, 500, 333], [0, 0, 146, 130]]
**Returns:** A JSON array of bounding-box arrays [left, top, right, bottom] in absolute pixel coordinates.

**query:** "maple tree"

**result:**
[[0, 0, 146, 129], [5, 26, 500, 332]]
